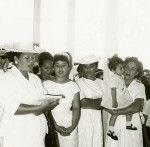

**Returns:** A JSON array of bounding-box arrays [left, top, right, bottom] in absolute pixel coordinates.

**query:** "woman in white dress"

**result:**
[[105, 57, 146, 147], [76, 55, 105, 147], [43, 53, 80, 147], [0, 43, 59, 147]]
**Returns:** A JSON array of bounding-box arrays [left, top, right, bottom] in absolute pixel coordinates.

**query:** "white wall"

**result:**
[[0, 0, 34, 42], [0, 0, 150, 69]]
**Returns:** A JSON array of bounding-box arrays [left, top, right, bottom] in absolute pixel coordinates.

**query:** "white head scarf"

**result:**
[[78, 55, 100, 65]]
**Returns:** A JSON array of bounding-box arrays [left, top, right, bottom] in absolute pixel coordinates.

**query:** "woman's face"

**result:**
[[15, 53, 36, 72], [82, 62, 98, 80], [40, 60, 53, 76], [54, 60, 69, 78], [124, 61, 139, 80]]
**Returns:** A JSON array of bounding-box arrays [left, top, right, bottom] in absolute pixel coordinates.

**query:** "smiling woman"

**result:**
[[105, 57, 146, 147], [43, 52, 80, 147], [76, 55, 105, 147]]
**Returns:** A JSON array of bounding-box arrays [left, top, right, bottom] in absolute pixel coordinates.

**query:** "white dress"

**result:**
[[43, 80, 80, 147], [105, 79, 146, 147], [76, 77, 106, 147], [0, 66, 47, 147]]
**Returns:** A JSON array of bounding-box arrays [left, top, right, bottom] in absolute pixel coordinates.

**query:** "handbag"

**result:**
[[45, 111, 60, 147]]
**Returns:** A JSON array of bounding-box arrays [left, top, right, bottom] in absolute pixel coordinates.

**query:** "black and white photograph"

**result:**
[[0, 0, 150, 147]]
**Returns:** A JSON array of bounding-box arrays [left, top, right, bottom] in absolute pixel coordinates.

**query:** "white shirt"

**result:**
[[110, 73, 133, 107], [0, 66, 47, 147], [105, 79, 146, 147], [128, 79, 146, 128], [43, 80, 80, 127]]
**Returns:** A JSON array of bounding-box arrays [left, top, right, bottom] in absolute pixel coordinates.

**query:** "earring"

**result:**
[[15, 61, 18, 65]]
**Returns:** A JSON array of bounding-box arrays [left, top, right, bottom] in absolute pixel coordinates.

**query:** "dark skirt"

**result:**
[[45, 111, 60, 147]]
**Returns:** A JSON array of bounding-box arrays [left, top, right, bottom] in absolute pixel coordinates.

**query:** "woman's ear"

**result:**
[[14, 56, 19, 65]]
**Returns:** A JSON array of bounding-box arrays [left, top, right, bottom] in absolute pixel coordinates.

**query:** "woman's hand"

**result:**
[[104, 108, 118, 115], [65, 126, 74, 134], [34, 99, 59, 116], [55, 125, 70, 136], [41, 99, 59, 110]]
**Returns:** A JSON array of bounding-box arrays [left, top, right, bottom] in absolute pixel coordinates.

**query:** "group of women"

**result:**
[[0, 43, 147, 147]]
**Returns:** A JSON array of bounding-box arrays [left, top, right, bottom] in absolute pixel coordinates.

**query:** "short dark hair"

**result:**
[[53, 53, 71, 67], [38, 52, 53, 67], [6, 52, 22, 62], [124, 57, 143, 79], [108, 56, 124, 71]]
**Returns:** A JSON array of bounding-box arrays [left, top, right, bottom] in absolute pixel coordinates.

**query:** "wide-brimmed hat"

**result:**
[[0, 42, 45, 53]]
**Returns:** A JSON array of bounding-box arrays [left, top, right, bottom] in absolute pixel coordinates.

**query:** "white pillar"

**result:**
[[67, 0, 76, 80], [33, 0, 41, 45], [66, 0, 76, 56]]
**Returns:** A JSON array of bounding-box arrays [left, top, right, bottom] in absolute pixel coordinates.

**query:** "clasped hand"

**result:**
[[105, 107, 118, 115], [55, 125, 74, 136]]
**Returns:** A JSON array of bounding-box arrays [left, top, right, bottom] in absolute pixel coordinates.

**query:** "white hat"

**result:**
[[78, 55, 100, 65], [0, 42, 45, 53]]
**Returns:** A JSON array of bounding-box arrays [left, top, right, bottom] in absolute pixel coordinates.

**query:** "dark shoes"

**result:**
[[126, 124, 137, 130], [107, 130, 118, 140], [107, 124, 137, 141]]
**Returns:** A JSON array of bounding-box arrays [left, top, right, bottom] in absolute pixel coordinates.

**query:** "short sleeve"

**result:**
[[143, 100, 150, 115], [71, 82, 80, 95], [134, 84, 146, 101]]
